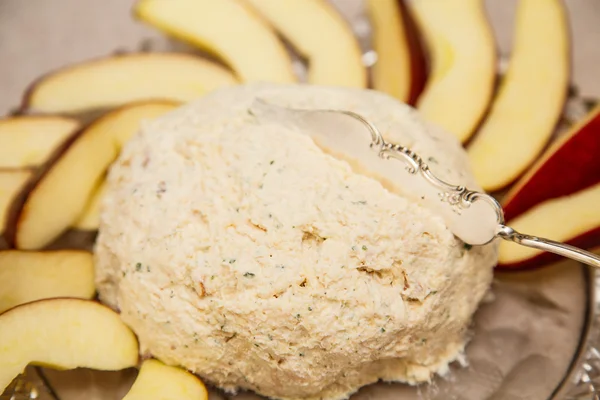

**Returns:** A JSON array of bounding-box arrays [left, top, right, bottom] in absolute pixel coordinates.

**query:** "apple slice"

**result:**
[[6, 101, 178, 250], [0, 116, 80, 168], [0, 298, 139, 393], [23, 53, 237, 114], [0, 250, 95, 314], [366, 0, 426, 103], [502, 106, 600, 221], [134, 0, 296, 83], [467, 0, 570, 191], [498, 183, 600, 269], [122, 359, 208, 400], [244, 0, 365, 88], [0, 171, 32, 234], [409, 0, 496, 142], [72, 180, 106, 231]]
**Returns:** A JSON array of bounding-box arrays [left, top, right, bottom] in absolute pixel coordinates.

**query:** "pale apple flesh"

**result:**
[[23, 53, 237, 114], [0, 171, 32, 234], [502, 106, 600, 221], [0, 250, 96, 314], [6, 101, 179, 250], [0, 298, 139, 393], [73, 180, 106, 231], [134, 0, 296, 83], [410, 0, 496, 142], [367, 0, 410, 100], [123, 359, 208, 400], [467, 0, 569, 192], [367, 0, 426, 104], [245, 0, 365, 88], [0, 116, 80, 168], [498, 183, 600, 269]]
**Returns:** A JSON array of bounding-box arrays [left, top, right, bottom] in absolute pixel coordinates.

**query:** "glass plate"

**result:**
[[0, 0, 598, 399]]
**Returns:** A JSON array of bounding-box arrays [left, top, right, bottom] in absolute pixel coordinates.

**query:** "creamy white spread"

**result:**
[[94, 83, 497, 400]]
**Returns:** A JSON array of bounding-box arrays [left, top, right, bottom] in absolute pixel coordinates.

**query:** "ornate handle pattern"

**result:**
[[260, 103, 600, 269], [331, 108, 600, 269], [333, 109, 506, 221], [332, 108, 600, 269]]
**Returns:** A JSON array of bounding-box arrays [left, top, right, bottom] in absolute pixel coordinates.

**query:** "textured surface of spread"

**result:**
[[94, 84, 497, 400]]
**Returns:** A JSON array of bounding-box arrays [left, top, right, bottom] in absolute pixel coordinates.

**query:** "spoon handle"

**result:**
[[497, 225, 600, 268], [249, 100, 600, 269]]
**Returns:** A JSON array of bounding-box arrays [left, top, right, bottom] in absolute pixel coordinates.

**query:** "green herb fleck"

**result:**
[[296, 313, 301, 319], [351, 246, 357, 251], [135, 262, 142, 272], [268, 334, 273, 340], [362, 245, 368, 251], [381, 327, 386, 333], [146, 266, 151, 272], [308, 307, 313, 311], [244, 272, 255, 278], [229, 259, 236, 264], [270, 160, 275, 165], [254, 343, 259, 347], [299, 352, 304, 357], [428, 157, 438, 164], [463, 243, 473, 251], [211, 275, 215, 280]]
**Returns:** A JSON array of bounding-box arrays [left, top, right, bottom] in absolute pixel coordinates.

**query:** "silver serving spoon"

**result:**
[[249, 99, 600, 269]]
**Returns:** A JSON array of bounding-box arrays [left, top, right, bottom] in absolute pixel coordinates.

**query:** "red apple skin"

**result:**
[[502, 107, 600, 221], [496, 226, 600, 270], [3, 124, 86, 247], [399, 0, 427, 106]]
